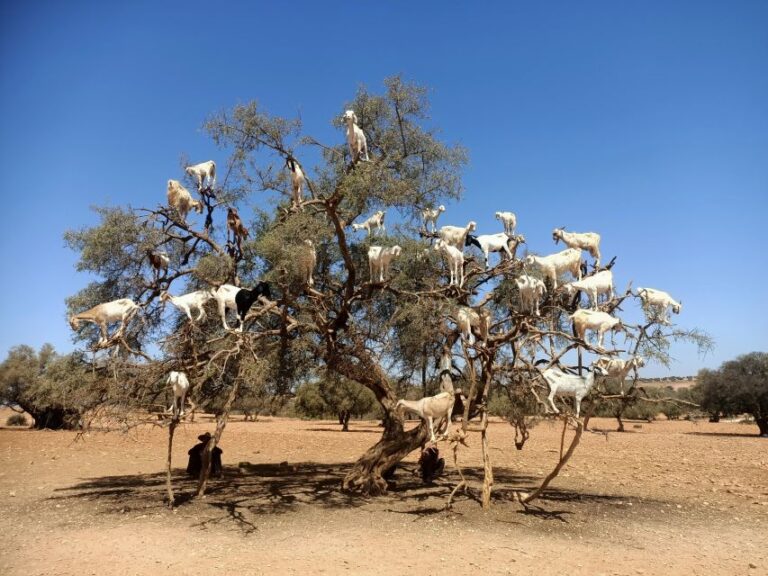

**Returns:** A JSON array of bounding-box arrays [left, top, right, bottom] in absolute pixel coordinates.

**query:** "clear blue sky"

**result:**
[[1, 1, 766, 376]]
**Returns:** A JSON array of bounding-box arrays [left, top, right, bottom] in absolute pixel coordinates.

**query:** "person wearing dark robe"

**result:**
[[418, 445, 445, 484], [186, 432, 223, 477]]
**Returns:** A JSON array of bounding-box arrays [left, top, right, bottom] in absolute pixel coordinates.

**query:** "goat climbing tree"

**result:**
[[64, 76, 711, 505]]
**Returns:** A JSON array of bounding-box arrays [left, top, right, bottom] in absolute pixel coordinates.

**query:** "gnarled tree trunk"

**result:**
[[330, 341, 429, 495], [343, 410, 428, 495]]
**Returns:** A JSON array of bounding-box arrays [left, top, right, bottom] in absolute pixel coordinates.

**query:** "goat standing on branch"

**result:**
[[235, 282, 272, 331], [594, 356, 645, 393], [159, 290, 214, 323], [524, 248, 582, 290], [166, 371, 191, 418], [286, 157, 305, 210], [368, 245, 401, 283], [167, 179, 202, 222], [552, 227, 601, 267], [455, 306, 490, 346], [211, 283, 270, 332], [434, 239, 464, 287], [570, 309, 623, 347], [422, 205, 445, 232], [466, 232, 521, 268], [342, 109, 369, 162], [515, 274, 547, 316], [495, 211, 517, 235], [299, 239, 316, 287], [438, 221, 477, 250], [227, 207, 249, 255], [185, 160, 216, 193], [562, 270, 614, 309], [541, 363, 607, 418], [396, 374, 455, 443], [147, 250, 169, 279], [636, 287, 682, 325], [352, 210, 386, 237], [69, 298, 140, 345]]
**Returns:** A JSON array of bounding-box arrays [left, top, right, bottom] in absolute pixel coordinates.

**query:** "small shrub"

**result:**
[[6, 414, 28, 427]]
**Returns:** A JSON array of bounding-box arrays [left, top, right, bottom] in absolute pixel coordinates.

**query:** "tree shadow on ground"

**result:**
[[50, 462, 664, 534], [302, 428, 379, 434], [685, 431, 761, 438]]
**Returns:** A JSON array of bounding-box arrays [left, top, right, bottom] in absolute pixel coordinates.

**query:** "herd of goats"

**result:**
[[67, 108, 684, 441]]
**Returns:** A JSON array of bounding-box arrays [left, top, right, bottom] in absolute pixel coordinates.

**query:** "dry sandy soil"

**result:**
[[1, 411, 766, 576]]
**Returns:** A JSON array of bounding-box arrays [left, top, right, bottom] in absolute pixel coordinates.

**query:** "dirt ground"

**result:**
[[1, 411, 766, 576]]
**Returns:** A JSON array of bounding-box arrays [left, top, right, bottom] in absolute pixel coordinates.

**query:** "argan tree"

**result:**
[[696, 352, 768, 436], [64, 76, 711, 504]]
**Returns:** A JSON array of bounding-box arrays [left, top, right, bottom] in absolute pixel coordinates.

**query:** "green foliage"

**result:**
[[294, 373, 378, 421], [0, 344, 93, 430], [695, 352, 768, 434]]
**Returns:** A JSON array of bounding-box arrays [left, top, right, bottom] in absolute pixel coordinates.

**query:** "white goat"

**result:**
[[438, 221, 477, 250], [434, 239, 464, 287], [524, 248, 582, 290], [570, 309, 623, 347], [467, 232, 516, 268], [396, 377, 455, 442], [342, 110, 369, 162], [422, 205, 446, 232], [562, 270, 614, 309], [495, 211, 517, 235], [368, 245, 402, 283], [552, 228, 601, 266], [69, 299, 140, 345], [167, 371, 191, 418], [515, 275, 547, 316], [300, 239, 317, 286], [594, 356, 645, 393], [167, 179, 203, 222], [636, 287, 682, 325], [286, 158, 305, 209], [352, 210, 386, 236], [212, 284, 242, 331], [455, 306, 490, 345], [541, 363, 607, 418], [159, 290, 214, 322], [185, 160, 216, 192]]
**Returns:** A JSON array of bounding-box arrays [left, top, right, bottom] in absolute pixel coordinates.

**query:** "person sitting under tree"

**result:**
[[186, 432, 223, 477]]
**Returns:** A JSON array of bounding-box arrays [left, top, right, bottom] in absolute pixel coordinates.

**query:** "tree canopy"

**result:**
[[58, 76, 712, 504]]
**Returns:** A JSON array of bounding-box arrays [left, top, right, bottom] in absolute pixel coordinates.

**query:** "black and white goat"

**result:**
[[213, 282, 272, 331], [466, 232, 525, 268]]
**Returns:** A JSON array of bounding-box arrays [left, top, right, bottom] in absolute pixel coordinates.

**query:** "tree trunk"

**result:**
[[615, 412, 625, 432], [756, 417, 768, 437], [343, 410, 428, 495], [332, 340, 428, 495], [340, 410, 351, 432], [196, 378, 239, 497], [165, 419, 178, 507]]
